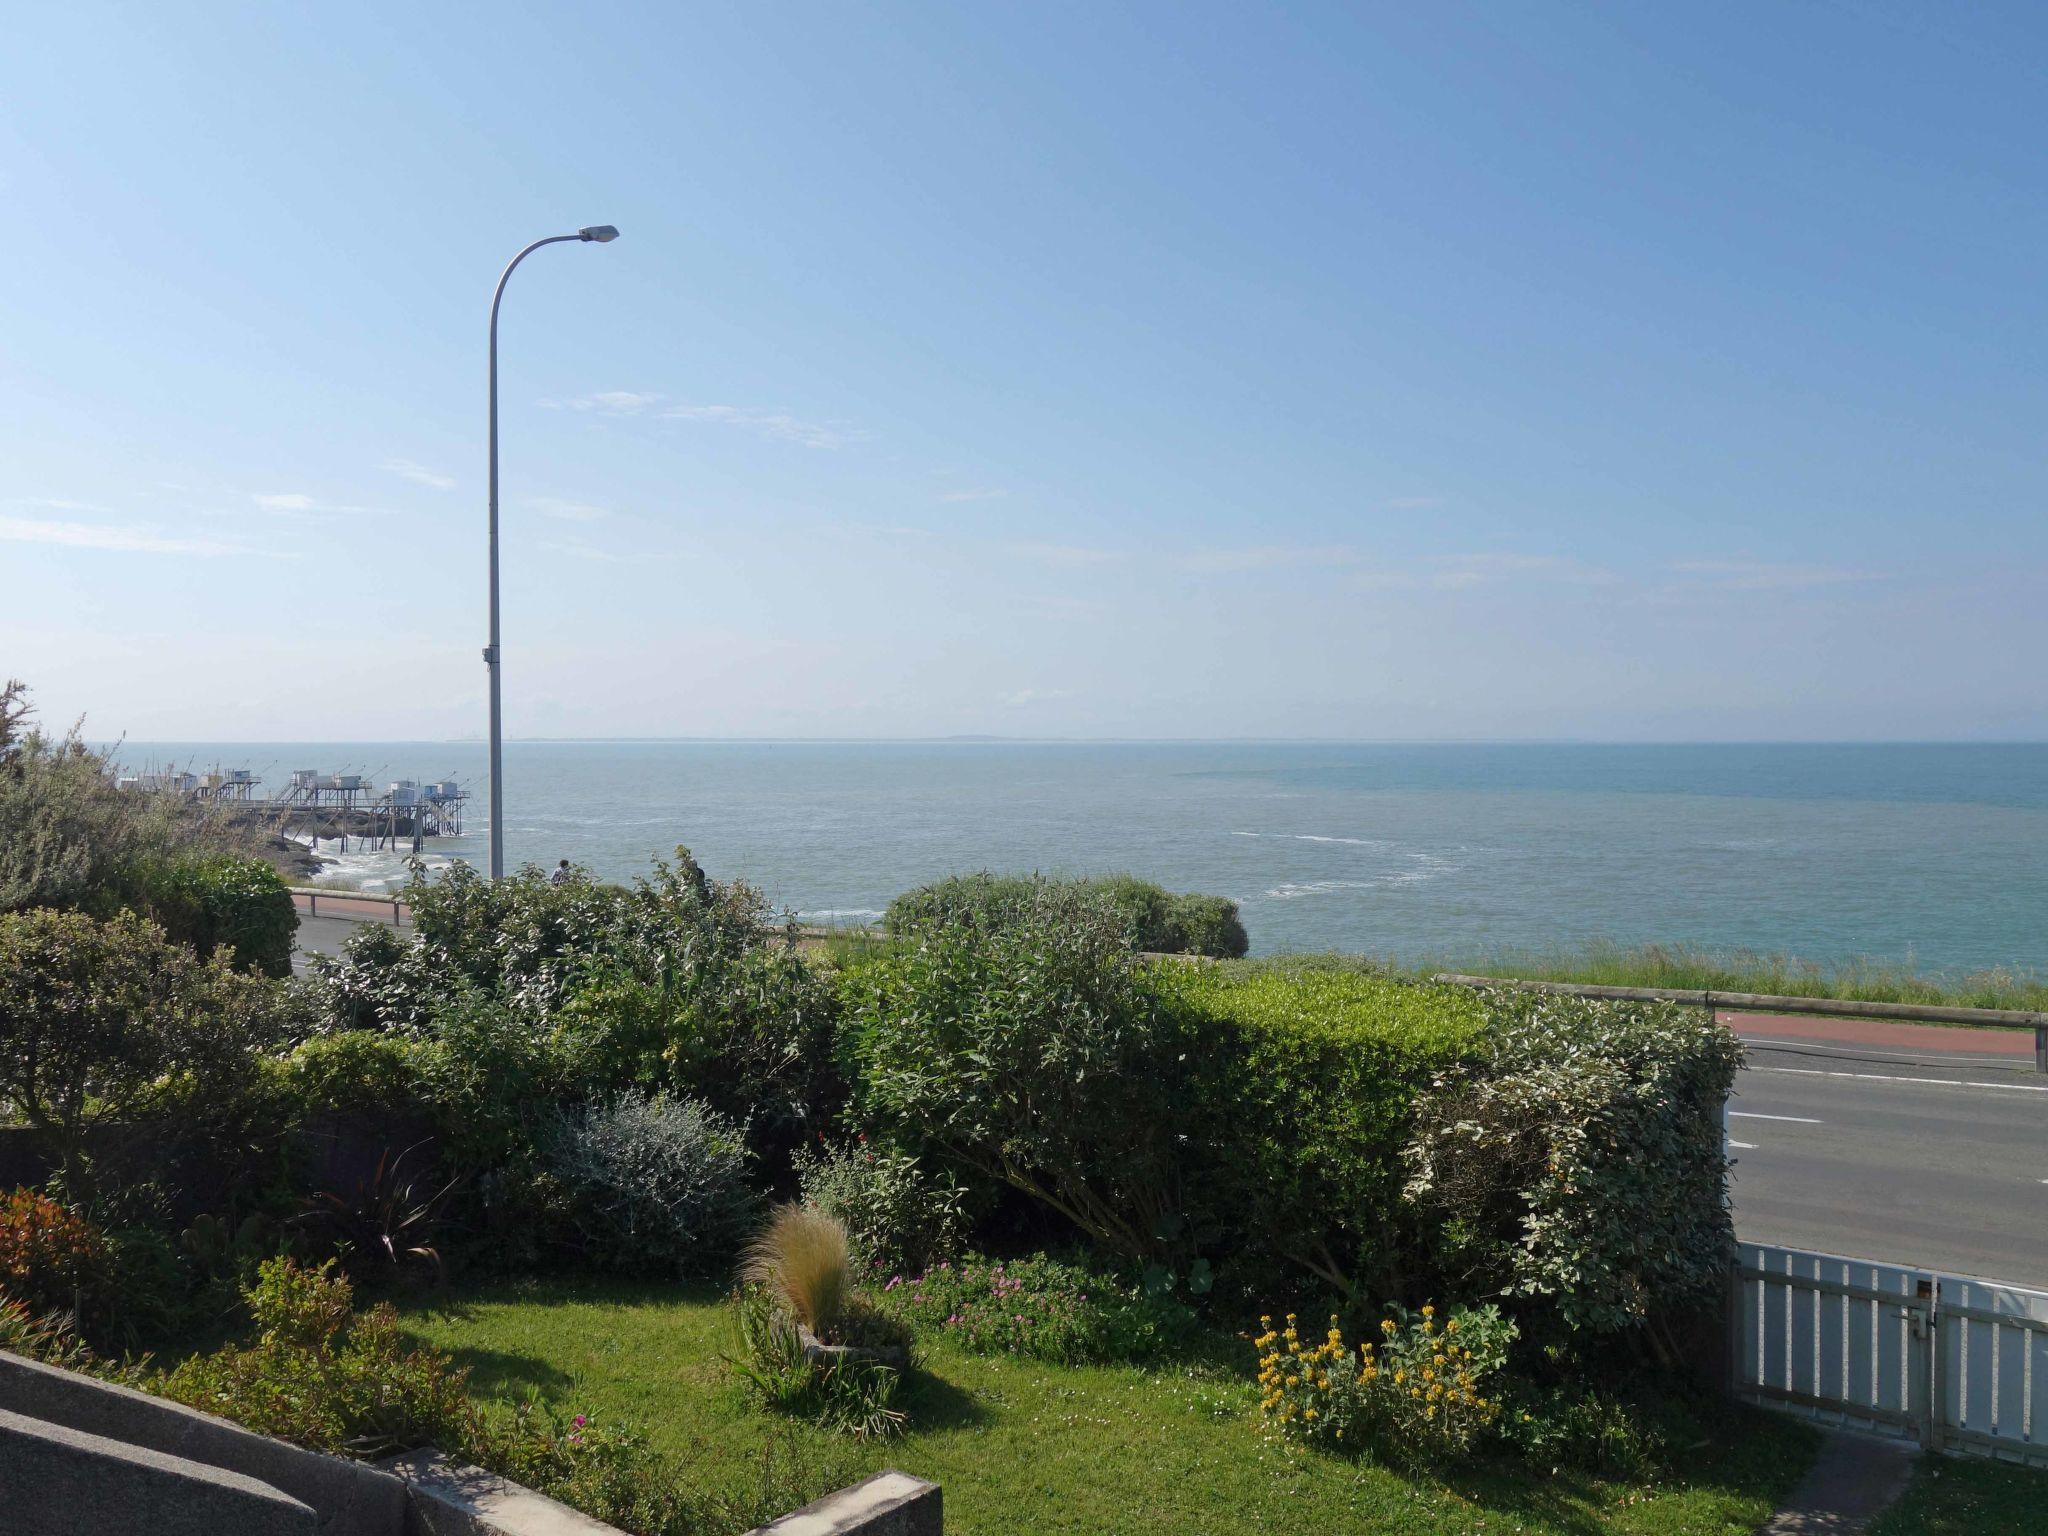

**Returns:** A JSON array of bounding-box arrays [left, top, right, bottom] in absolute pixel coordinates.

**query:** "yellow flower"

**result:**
[[1380, 1319, 1396, 1336], [1421, 1305, 1434, 1317]]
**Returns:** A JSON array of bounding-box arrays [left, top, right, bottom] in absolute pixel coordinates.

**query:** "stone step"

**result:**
[[0, 1405, 317, 1536]]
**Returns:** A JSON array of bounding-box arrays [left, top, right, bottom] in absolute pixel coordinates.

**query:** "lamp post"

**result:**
[[485, 224, 619, 879]]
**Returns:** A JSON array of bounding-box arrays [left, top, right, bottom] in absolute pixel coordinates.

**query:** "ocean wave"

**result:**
[[800, 908, 885, 921], [1232, 831, 1385, 846]]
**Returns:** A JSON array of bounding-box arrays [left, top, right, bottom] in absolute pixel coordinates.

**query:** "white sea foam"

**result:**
[[800, 908, 885, 921], [1232, 831, 1385, 846]]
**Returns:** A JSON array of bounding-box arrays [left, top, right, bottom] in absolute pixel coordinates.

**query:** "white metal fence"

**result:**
[[1733, 1241, 2048, 1466]]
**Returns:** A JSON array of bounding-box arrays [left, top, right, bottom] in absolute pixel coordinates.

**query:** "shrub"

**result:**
[[742, 1205, 852, 1337], [132, 854, 298, 978], [794, 1138, 967, 1274], [1254, 1301, 1511, 1461], [1405, 991, 1742, 1346], [885, 871, 1248, 958], [845, 884, 1191, 1259], [306, 848, 842, 1169], [879, 1252, 1195, 1365], [0, 683, 278, 919], [0, 907, 283, 1188], [158, 1257, 472, 1457], [541, 1094, 756, 1276], [728, 1285, 906, 1440], [0, 1188, 110, 1317], [1165, 963, 1487, 1297]]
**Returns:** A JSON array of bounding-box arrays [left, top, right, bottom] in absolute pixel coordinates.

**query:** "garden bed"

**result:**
[[398, 1279, 1813, 1536]]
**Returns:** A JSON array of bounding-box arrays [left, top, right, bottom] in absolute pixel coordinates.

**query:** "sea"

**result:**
[[117, 741, 2048, 974]]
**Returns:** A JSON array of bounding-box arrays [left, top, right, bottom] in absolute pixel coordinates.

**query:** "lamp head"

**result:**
[[578, 225, 620, 243]]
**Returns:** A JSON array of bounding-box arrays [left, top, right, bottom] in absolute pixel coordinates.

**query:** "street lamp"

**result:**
[[484, 225, 620, 879]]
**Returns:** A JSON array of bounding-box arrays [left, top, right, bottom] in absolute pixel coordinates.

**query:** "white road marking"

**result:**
[[1741, 1037, 2035, 1069], [1730, 1111, 1823, 1124], [1728, 1140, 1759, 1150], [1748, 1065, 2048, 1093]]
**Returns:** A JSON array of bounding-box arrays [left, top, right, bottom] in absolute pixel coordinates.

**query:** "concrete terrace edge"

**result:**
[[749, 1470, 941, 1536], [0, 1351, 405, 1536], [378, 1451, 631, 1536], [0, 1405, 319, 1536]]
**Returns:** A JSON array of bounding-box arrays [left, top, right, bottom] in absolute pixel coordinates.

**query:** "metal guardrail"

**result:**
[[289, 888, 409, 924], [1435, 972, 2048, 1071]]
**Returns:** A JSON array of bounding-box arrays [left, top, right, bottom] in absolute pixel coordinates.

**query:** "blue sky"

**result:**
[[4, 3, 2043, 741]]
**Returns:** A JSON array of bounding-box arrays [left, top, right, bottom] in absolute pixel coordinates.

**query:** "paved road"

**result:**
[[290, 911, 405, 971], [1727, 1012, 2048, 1289]]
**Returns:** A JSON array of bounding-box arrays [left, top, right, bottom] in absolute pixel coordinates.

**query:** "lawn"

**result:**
[[1872, 1455, 2048, 1536], [399, 1278, 1814, 1536]]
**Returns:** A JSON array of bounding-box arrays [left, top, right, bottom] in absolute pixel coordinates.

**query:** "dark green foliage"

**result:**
[[1164, 962, 1488, 1299], [1405, 990, 1743, 1344], [541, 1094, 758, 1277], [131, 854, 298, 977], [0, 681, 287, 924], [0, 907, 285, 1188], [794, 1139, 968, 1274], [845, 883, 1192, 1259], [306, 850, 841, 1169], [885, 871, 1249, 958]]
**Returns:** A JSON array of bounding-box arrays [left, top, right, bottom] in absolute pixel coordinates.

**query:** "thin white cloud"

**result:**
[[1177, 545, 1363, 575], [13, 496, 113, 513], [545, 392, 865, 449], [384, 458, 456, 490], [660, 404, 863, 449], [1430, 553, 1620, 589], [1002, 687, 1073, 708], [253, 493, 316, 512], [536, 539, 623, 564], [0, 515, 256, 557], [548, 390, 664, 415], [937, 488, 1007, 504], [1670, 560, 1886, 592], [1008, 541, 1125, 568], [529, 497, 608, 522]]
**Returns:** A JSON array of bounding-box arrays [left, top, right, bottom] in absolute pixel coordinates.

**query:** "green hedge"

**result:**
[[885, 871, 1249, 958], [1164, 963, 1488, 1299], [134, 854, 297, 978], [1406, 990, 1742, 1344]]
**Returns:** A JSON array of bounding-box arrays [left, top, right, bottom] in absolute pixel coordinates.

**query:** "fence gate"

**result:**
[[1733, 1241, 2048, 1467]]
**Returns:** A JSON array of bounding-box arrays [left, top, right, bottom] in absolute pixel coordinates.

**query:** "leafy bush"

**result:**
[[1165, 963, 1487, 1297], [132, 854, 298, 978], [0, 1188, 110, 1317], [885, 871, 1248, 958], [541, 1094, 756, 1276], [308, 849, 841, 1168], [794, 1138, 967, 1274], [878, 1252, 1195, 1365], [1254, 1301, 1511, 1461], [0, 683, 276, 920], [845, 884, 1191, 1259], [0, 907, 283, 1188], [1405, 992, 1742, 1345], [158, 1257, 473, 1456], [728, 1285, 906, 1439]]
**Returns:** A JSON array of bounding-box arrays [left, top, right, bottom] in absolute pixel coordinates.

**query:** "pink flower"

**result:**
[[573, 1414, 587, 1427]]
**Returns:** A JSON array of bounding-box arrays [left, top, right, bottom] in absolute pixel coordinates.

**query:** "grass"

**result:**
[[399, 1277, 1814, 1536], [1396, 941, 2048, 1020], [1871, 1455, 2048, 1535]]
